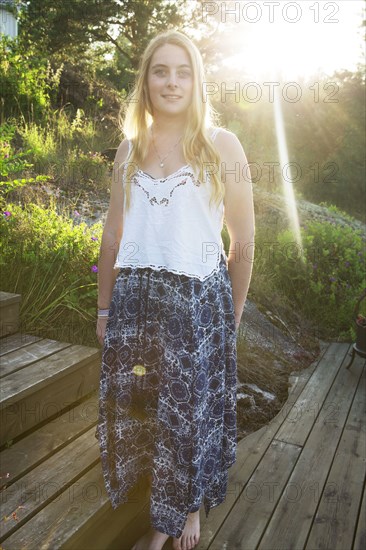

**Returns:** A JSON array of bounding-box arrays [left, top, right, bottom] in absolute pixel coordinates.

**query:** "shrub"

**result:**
[[0, 200, 103, 343], [0, 35, 61, 122], [271, 220, 366, 338]]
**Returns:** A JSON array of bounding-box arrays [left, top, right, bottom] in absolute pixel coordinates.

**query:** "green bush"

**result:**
[[0, 200, 103, 344], [0, 122, 33, 178], [271, 220, 366, 338], [13, 109, 110, 193], [0, 35, 61, 122], [0, 121, 54, 211]]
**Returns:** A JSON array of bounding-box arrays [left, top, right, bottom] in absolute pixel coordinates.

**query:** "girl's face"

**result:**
[[147, 43, 194, 118]]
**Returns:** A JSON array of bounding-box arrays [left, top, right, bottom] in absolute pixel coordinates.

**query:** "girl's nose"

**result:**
[[166, 71, 178, 87]]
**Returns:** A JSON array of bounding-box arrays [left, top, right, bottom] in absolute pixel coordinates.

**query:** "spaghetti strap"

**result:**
[[119, 139, 133, 188], [210, 127, 220, 142], [126, 138, 132, 160]]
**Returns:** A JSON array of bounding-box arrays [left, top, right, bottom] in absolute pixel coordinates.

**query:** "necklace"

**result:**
[[151, 125, 183, 168]]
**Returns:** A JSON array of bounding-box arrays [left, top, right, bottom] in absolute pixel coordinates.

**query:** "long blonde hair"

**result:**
[[118, 30, 225, 213]]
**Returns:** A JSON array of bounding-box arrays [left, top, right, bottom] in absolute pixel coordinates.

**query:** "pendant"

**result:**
[[132, 364, 146, 376], [160, 162, 164, 168]]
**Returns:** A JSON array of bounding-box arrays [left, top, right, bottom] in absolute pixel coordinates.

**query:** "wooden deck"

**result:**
[[0, 289, 365, 549], [193, 341, 366, 550]]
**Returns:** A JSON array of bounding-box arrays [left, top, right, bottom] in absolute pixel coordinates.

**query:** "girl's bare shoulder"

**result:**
[[211, 127, 242, 155], [115, 138, 131, 164]]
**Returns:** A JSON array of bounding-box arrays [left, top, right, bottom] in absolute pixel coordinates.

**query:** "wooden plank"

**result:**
[[0, 339, 72, 378], [0, 426, 100, 541], [353, 482, 366, 550], [305, 366, 366, 549], [196, 339, 327, 547], [206, 439, 302, 549], [0, 333, 43, 356], [0, 354, 101, 446], [0, 345, 101, 406], [0, 393, 98, 490], [0, 292, 21, 338], [106, 500, 154, 550], [256, 352, 365, 550], [0, 292, 21, 307], [63, 473, 152, 550], [275, 342, 350, 446], [3, 463, 151, 550]]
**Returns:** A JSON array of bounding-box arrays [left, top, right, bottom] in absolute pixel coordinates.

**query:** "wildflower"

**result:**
[[3, 211, 11, 218], [91, 265, 98, 273], [73, 210, 80, 216], [344, 261, 350, 267], [91, 236, 98, 241], [329, 276, 336, 282]]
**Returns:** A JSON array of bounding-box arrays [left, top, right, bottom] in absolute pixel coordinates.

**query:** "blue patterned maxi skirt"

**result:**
[[95, 252, 237, 538]]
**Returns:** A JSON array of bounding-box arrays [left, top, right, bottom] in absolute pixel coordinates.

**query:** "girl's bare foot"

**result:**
[[131, 526, 170, 550], [172, 509, 200, 550]]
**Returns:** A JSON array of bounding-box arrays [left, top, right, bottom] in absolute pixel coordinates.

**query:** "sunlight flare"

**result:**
[[271, 68, 304, 261]]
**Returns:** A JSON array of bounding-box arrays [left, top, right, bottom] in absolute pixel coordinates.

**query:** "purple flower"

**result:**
[[91, 236, 98, 241], [329, 276, 336, 282], [73, 210, 80, 216], [3, 211, 11, 218], [344, 261, 350, 267], [91, 265, 98, 273]]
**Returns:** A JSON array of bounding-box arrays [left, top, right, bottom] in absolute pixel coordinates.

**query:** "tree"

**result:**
[[17, 0, 186, 66]]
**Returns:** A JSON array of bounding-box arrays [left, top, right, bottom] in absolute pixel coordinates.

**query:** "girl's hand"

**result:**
[[96, 317, 108, 346]]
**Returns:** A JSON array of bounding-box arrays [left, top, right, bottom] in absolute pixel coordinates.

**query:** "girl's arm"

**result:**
[[215, 129, 255, 331], [97, 139, 129, 310]]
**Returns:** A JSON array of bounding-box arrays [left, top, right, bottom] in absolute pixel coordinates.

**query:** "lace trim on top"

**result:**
[[136, 164, 191, 182], [115, 255, 225, 282]]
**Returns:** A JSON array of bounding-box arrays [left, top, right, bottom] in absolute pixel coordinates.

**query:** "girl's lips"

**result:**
[[162, 95, 182, 99]]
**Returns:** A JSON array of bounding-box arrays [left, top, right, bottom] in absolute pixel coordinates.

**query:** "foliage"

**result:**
[[0, 122, 52, 211], [18, 0, 185, 67], [1, 110, 111, 199], [0, 200, 103, 341], [0, 122, 32, 177], [65, 147, 108, 190], [271, 220, 366, 338], [289, 67, 365, 221], [212, 65, 365, 221], [0, 35, 61, 122]]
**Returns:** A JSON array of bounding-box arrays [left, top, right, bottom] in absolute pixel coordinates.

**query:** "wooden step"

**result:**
[[0, 333, 102, 447], [0, 392, 152, 550], [0, 291, 21, 338]]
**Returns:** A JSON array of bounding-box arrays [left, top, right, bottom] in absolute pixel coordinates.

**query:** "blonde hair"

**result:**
[[117, 29, 225, 213]]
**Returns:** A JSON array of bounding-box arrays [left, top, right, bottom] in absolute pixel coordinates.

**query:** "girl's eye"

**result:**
[[153, 69, 191, 77], [179, 71, 191, 78]]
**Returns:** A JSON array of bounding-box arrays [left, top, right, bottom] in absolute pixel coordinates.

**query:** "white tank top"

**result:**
[[113, 127, 227, 281]]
